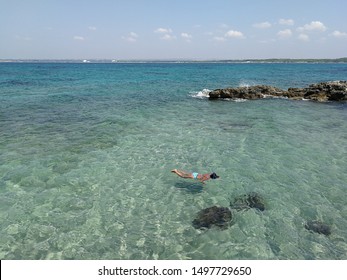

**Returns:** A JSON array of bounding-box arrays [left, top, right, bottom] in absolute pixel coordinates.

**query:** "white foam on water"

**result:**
[[190, 88, 211, 99], [238, 80, 257, 88], [221, 98, 247, 102], [238, 82, 251, 88], [232, 98, 247, 102]]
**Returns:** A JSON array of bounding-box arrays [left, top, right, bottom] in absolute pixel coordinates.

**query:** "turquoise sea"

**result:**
[[0, 62, 346, 260]]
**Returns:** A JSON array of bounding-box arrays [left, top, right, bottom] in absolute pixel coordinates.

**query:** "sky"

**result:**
[[1, 0, 347, 60]]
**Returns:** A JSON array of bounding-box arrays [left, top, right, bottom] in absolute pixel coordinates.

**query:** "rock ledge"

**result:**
[[209, 81, 347, 102]]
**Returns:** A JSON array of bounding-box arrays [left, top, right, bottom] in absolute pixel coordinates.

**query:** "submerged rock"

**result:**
[[230, 192, 265, 211], [209, 81, 347, 102], [192, 206, 232, 230], [305, 220, 331, 236]]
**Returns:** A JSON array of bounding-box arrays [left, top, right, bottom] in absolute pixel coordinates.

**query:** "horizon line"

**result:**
[[1, 57, 347, 63]]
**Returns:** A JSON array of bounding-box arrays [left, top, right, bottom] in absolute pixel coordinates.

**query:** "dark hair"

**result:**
[[210, 172, 219, 179]]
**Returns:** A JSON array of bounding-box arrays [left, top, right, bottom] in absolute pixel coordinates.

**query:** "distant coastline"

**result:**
[[1, 58, 347, 64]]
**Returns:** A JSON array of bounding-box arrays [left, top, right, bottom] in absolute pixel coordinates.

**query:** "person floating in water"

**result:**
[[171, 169, 219, 184]]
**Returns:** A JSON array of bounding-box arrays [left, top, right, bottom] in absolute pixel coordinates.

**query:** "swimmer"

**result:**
[[171, 169, 219, 184]]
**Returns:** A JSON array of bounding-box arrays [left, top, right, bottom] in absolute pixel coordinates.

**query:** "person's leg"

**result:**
[[171, 169, 193, 178]]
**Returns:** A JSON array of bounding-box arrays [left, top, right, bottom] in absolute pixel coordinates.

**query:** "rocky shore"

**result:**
[[209, 81, 347, 102]]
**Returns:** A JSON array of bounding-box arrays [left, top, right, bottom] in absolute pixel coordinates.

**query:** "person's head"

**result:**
[[210, 172, 220, 179]]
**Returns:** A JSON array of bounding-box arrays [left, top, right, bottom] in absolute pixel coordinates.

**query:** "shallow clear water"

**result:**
[[0, 63, 346, 259]]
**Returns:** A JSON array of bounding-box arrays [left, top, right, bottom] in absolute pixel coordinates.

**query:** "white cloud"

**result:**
[[154, 27, 176, 40], [154, 28, 172, 34], [213, 36, 226, 42], [253, 22, 272, 29], [73, 36, 85, 41], [224, 30, 245, 39], [277, 29, 292, 39], [124, 37, 136, 42], [298, 21, 327, 32], [213, 36, 227, 42], [122, 32, 138, 42], [279, 19, 294, 26], [298, 34, 309, 42], [259, 39, 276, 44], [331, 30, 347, 38], [88, 26, 97, 31], [181, 32, 192, 42], [161, 34, 176, 40], [181, 33, 192, 39]]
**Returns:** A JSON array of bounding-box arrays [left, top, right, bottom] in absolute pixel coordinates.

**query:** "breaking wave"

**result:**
[[190, 88, 211, 99]]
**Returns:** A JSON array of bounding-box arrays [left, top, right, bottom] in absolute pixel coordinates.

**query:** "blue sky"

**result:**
[[1, 0, 346, 59]]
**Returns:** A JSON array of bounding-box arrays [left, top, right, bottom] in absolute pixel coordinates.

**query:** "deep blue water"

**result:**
[[0, 62, 346, 259]]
